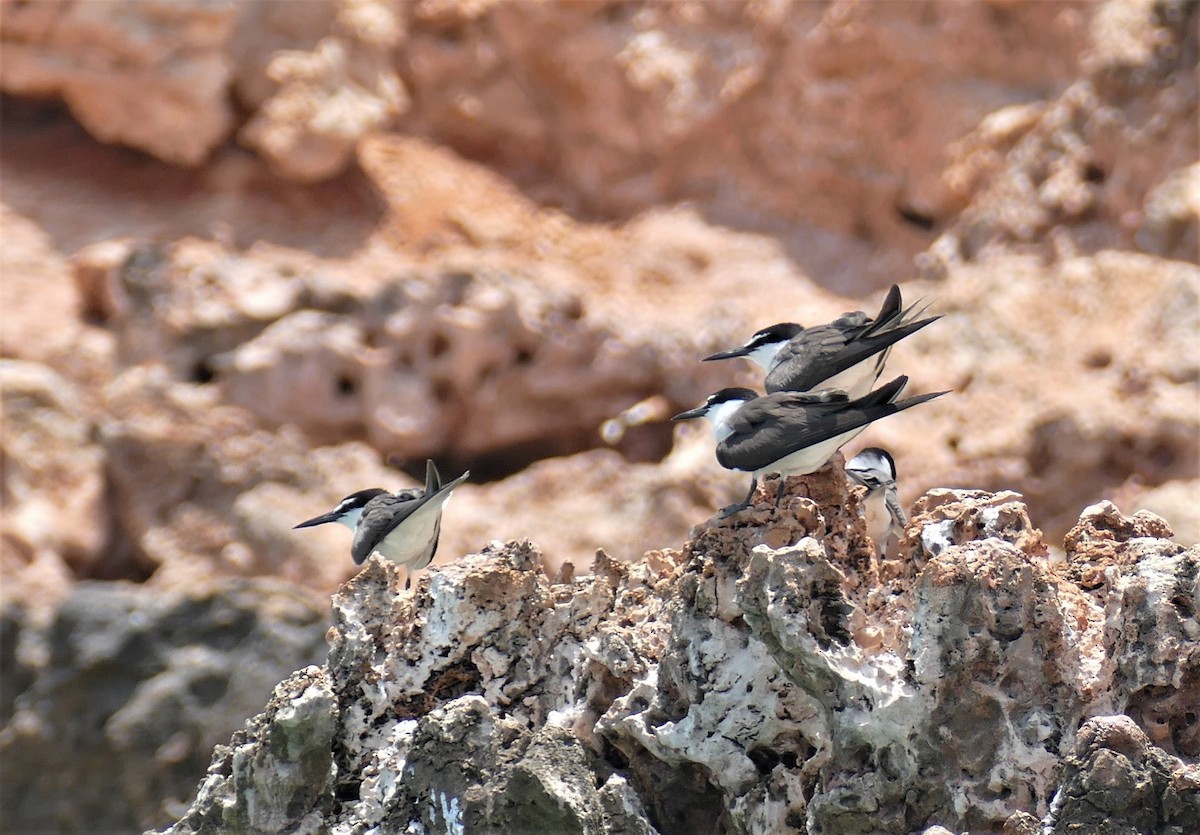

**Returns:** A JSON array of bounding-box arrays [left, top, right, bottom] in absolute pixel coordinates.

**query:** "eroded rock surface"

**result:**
[[157, 479, 1200, 834], [0, 1, 1195, 832]]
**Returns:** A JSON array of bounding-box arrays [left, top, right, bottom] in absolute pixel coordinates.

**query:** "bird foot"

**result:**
[[718, 502, 750, 519]]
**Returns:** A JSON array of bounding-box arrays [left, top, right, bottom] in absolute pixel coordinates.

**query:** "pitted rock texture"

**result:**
[[1, 2, 1197, 831], [157, 477, 1199, 834], [1044, 714, 1200, 835]]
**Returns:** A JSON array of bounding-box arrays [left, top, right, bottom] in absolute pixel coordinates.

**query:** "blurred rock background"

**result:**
[[0, 0, 1195, 831]]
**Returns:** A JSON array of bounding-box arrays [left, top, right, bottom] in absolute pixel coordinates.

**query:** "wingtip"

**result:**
[[424, 458, 441, 492]]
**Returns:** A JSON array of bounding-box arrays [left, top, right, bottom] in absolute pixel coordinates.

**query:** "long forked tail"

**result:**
[[856, 375, 910, 407], [865, 283, 940, 337], [855, 374, 950, 411]]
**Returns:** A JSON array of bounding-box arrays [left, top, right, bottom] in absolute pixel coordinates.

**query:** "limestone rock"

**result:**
[[0, 360, 107, 578], [237, 1, 407, 181], [1044, 715, 1200, 834], [1137, 163, 1200, 260], [0, 2, 1195, 831], [0, 0, 240, 165], [397, 0, 1090, 288], [2, 0, 1110, 287], [925, 0, 1197, 273], [0, 579, 327, 833], [0, 206, 80, 363], [162, 666, 337, 835], [154, 483, 1200, 834]]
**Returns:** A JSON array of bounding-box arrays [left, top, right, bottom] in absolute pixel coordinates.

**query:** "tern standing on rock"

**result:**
[[702, 284, 940, 398], [673, 376, 947, 517], [295, 459, 469, 589]]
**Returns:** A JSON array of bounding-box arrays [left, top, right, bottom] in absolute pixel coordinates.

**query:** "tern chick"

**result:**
[[846, 447, 907, 554]]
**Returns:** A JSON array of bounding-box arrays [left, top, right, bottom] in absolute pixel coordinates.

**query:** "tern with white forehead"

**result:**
[[674, 376, 947, 517], [703, 284, 940, 399], [846, 447, 907, 554], [295, 459, 470, 589]]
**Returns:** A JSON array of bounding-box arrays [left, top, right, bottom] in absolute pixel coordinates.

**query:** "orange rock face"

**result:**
[[0, 0, 1196, 830]]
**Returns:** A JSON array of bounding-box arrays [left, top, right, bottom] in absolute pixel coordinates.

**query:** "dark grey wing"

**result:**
[[846, 468, 885, 490], [351, 493, 424, 564], [715, 393, 858, 472], [765, 324, 856, 392], [424, 459, 441, 493], [716, 386, 944, 472], [766, 316, 939, 393], [863, 284, 903, 333], [350, 470, 471, 564]]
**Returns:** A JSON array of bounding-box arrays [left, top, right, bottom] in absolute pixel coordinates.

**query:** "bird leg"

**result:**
[[404, 571, 412, 591], [719, 476, 758, 518], [774, 474, 788, 507]]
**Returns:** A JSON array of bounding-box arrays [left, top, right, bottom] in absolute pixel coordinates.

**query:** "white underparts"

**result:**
[[373, 493, 453, 568], [813, 350, 890, 399], [755, 425, 870, 477]]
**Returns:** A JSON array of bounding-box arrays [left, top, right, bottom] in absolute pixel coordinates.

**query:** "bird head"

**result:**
[[846, 447, 898, 488], [673, 387, 760, 426], [294, 488, 388, 531], [703, 323, 802, 369]]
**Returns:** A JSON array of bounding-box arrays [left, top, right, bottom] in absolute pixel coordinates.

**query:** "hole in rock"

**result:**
[[626, 756, 726, 835], [1128, 682, 1200, 757], [188, 674, 229, 707], [335, 375, 357, 397], [1083, 349, 1113, 369], [399, 422, 674, 486], [431, 379, 454, 404], [429, 332, 450, 358], [601, 738, 630, 770], [191, 359, 216, 385], [335, 779, 362, 803], [896, 203, 937, 231], [747, 747, 780, 774]]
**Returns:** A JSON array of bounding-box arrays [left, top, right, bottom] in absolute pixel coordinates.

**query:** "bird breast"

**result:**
[[372, 500, 443, 568]]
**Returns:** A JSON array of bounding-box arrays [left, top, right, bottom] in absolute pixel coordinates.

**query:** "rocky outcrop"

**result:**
[[156, 474, 1200, 834], [0, 579, 327, 833], [0, 2, 1196, 831], [925, 0, 1198, 272], [2, 0, 1095, 287], [0, 0, 240, 166]]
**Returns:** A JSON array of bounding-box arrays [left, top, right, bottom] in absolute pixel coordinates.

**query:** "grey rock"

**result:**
[[161, 666, 336, 835], [0, 580, 328, 833], [1044, 715, 1200, 834]]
